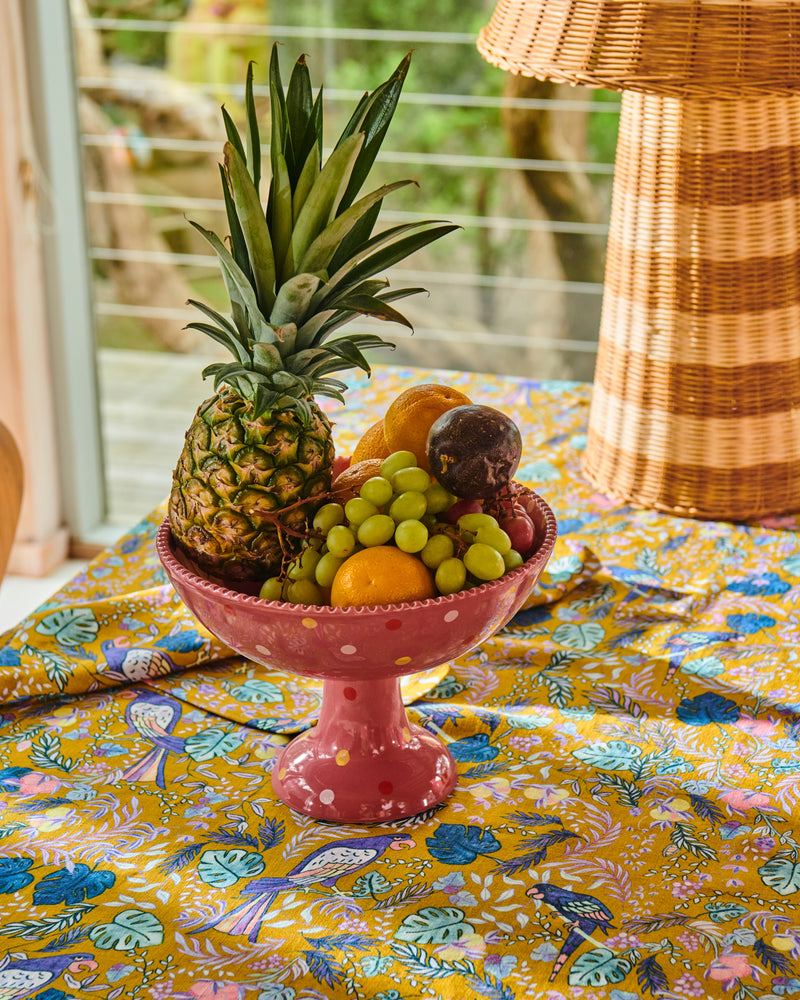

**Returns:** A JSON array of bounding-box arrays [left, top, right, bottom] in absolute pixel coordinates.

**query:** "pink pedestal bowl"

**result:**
[[156, 487, 557, 823]]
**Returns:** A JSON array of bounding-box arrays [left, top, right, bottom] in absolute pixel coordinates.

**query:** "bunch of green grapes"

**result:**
[[260, 451, 528, 604]]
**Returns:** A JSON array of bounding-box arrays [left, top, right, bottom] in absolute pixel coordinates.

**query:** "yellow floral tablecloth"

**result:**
[[1, 365, 799, 1000]]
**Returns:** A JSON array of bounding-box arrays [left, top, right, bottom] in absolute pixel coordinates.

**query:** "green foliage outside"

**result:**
[[82, 0, 620, 369]]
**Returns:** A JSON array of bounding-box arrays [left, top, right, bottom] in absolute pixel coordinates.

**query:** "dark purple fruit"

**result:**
[[426, 404, 522, 500]]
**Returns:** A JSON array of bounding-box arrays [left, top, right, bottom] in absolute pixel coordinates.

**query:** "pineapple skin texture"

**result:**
[[168, 392, 334, 583]]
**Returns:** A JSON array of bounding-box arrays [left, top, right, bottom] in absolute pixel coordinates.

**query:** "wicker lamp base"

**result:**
[[582, 89, 800, 520]]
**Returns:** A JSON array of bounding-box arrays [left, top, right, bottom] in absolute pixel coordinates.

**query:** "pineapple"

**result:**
[[168, 47, 455, 583]]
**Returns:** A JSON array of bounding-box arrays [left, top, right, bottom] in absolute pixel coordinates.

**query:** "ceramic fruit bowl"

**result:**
[[156, 486, 557, 823]]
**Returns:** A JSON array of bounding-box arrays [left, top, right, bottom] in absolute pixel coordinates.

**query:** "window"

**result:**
[[47, 2, 619, 536]]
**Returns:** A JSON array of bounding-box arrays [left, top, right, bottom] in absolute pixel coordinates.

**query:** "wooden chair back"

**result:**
[[0, 420, 23, 582]]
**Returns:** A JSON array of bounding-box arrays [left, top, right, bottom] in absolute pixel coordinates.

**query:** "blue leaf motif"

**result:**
[[705, 901, 748, 923], [426, 823, 501, 864], [676, 692, 740, 726], [0, 856, 34, 893], [155, 629, 205, 652], [726, 613, 775, 633], [727, 572, 789, 596], [0, 647, 21, 666], [572, 740, 642, 771], [35, 608, 99, 647], [0, 767, 31, 792], [449, 733, 499, 763], [32, 863, 115, 904]]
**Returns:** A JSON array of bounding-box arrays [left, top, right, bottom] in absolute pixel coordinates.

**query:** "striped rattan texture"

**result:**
[[581, 91, 800, 519], [477, 0, 800, 97]]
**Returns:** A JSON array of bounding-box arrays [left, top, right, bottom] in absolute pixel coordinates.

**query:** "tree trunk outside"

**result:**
[[503, 75, 607, 382]]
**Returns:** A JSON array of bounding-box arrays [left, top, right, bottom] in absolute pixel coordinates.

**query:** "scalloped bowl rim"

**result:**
[[156, 487, 558, 618]]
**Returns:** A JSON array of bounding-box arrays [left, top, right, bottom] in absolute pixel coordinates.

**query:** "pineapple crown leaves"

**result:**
[[187, 46, 459, 421]]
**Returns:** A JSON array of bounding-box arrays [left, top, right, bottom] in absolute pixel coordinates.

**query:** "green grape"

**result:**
[[391, 466, 431, 494], [424, 481, 455, 514], [344, 497, 379, 526], [287, 546, 322, 581], [315, 551, 344, 588], [475, 523, 512, 555], [394, 519, 429, 553], [435, 557, 467, 595], [389, 490, 427, 522], [259, 576, 284, 601], [313, 502, 345, 533], [464, 542, 506, 581], [358, 513, 396, 547], [421, 532, 455, 569], [360, 476, 393, 507], [503, 549, 524, 570], [286, 578, 325, 605], [458, 512, 499, 533], [380, 450, 418, 479], [326, 524, 357, 558]]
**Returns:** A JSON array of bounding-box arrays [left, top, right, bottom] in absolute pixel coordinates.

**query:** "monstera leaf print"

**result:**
[[572, 740, 642, 772], [35, 608, 99, 647], [551, 622, 605, 650], [184, 728, 244, 762], [567, 948, 632, 986], [394, 906, 474, 944], [426, 824, 501, 864], [32, 863, 115, 905], [759, 857, 800, 896], [448, 733, 499, 763], [0, 856, 34, 893], [197, 849, 265, 888], [229, 679, 284, 704], [89, 909, 165, 950], [676, 692, 740, 726]]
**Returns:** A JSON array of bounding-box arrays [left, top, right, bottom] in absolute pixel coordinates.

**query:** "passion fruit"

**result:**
[[426, 404, 522, 500]]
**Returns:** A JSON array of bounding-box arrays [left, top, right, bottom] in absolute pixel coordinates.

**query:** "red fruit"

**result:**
[[443, 498, 482, 524], [332, 455, 352, 481], [498, 511, 536, 557]]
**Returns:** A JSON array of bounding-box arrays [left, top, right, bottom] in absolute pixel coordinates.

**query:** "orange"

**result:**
[[352, 418, 391, 463], [330, 458, 384, 501], [384, 383, 472, 473], [331, 546, 436, 607]]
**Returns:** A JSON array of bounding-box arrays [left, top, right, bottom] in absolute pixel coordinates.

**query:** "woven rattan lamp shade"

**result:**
[[479, 0, 800, 520]]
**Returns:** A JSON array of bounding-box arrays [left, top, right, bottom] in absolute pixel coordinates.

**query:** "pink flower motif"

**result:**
[[720, 788, 772, 813], [18, 772, 61, 796], [735, 717, 777, 738], [189, 982, 246, 1000], [605, 932, 641, 950], [671, 879, 702, 900], [706, 953, 763, 990]]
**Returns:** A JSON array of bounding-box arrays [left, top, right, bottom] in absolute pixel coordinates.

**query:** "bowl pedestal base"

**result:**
[[271, 675, 457, 823]]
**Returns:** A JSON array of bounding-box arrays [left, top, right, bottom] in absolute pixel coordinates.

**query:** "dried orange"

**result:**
[[330, 458, 384, 501], [352, 418, 391, 463], [331, 546, 436, 607], [384, 383, 472, 473]]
